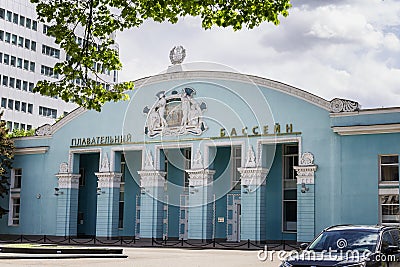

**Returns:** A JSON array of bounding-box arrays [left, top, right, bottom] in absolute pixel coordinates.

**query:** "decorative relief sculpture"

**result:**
[[100, 152, 110, 172], [330, 98, 360, 113], [169, 45, 186, 65], [144, 150, 154, 170], [143, 87, 208, 138], [192, 148, 203, 169], [245, 146, 256, 168], [300, 152, 314, 166], [59, 162, 69, 173], [35, 124, 52, 136]]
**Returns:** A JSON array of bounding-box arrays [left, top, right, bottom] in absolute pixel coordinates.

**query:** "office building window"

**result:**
[[11, 34, 17, 45], [4, 54, 9, 64], [10, 56, 16, 67], [380, 155, 399, 182], [17, 58, 22, 69], [16, 79, 21, 90], [12, 13, 18, 24], [32, 20, 37, 31], [2, 76, 8, 86], [22, 81, 28, 91], [6, 11, 12, 22], [23, 60, 29, 70], [21, 102, 26, 112], [28, 104, 33, 114], [0, 30, 3, 41], [15, 101, 20, 111], [5, 32, 10, 43], [0, 9, 4, 19], [9, 77, 15, 88], [283, 144, 298, 232], [24, 39, 30, 49], [26, 18, 31, 29], [31, 41, 36, 51], [29, 83, 34, 92], [18, 36, 23, 47], [1, 98, 6, 108], [19, 15, 25, 26], [30, 62, 35, 72], [39, 106, 57, 118]]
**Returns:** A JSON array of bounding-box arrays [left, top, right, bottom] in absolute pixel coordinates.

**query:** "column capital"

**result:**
[[95, 172, 122, 188], [137, 170, 166, 188], [55, 173, 81, 189], [186, 169, 215, 187], [238, 167, 269, 186]]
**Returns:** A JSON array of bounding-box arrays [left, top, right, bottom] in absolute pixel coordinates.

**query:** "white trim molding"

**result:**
[[294, 152, 318, 185], [332, 124, 400, 135], [95, 172, 122, 188], [15, 146, 49, 155], [187, 169, 215, 187], [55, 173, 81, 189], [138, 170, 167, 188], [238, 167, 269, 186]]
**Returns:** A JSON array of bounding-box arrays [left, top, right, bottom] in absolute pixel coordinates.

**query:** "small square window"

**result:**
[[20, 124, 25, 130], [27, 125, 32, 130]]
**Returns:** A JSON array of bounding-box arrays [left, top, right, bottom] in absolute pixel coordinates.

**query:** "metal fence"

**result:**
[[0, 235, 299, 251]]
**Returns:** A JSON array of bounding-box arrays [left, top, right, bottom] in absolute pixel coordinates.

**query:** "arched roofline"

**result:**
[[35, 70, 340, 137]]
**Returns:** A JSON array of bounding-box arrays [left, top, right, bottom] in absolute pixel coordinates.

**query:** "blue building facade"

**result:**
[[2, 69, 400, 243]]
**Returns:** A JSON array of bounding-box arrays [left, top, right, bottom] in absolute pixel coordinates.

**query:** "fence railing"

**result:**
[[0, 235, 299, 251]]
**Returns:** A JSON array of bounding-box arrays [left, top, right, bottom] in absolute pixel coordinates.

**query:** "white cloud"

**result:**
[[117, 0, 400, 108]]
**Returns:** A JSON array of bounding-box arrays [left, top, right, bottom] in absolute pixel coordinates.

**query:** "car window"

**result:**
[[390, 229, 400, 247], [381, 231, 395, 250]]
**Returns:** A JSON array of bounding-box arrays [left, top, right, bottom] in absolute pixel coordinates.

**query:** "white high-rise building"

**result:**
[[0, 0, 118, 131]]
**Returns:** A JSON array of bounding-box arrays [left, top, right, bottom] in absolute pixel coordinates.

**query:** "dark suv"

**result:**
[[280, 225, 400, 267]]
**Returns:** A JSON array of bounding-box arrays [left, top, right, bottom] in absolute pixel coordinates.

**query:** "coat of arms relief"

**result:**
[[143, 87, 208, 138]]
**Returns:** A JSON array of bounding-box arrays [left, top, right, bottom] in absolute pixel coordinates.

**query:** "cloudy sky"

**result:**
[[117, 0, 400, 109]]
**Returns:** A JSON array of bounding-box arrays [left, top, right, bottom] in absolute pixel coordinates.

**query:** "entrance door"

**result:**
[[179, 194, 189, 240], [227, 194, 241, 242]]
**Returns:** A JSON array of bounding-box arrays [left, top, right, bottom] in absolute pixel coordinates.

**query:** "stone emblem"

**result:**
[[169, 45, 186, 65], [143, 88, 207, 138]]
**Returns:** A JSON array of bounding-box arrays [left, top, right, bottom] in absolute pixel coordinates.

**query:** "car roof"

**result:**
[[324, 225, 398, 233]]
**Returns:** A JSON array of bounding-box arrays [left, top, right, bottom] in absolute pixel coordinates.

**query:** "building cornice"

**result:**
[[332, 123, 400, 135], [15, 146, 49, 155]]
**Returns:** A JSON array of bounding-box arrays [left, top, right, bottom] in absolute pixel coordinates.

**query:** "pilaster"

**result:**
[[186, 168, 215, 240], [137, 170, 167, 239], [293, 152, 317, 242], [95, 172, 122, 237], [55, 162, 80, 236], [238, 167, 268, 241]]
